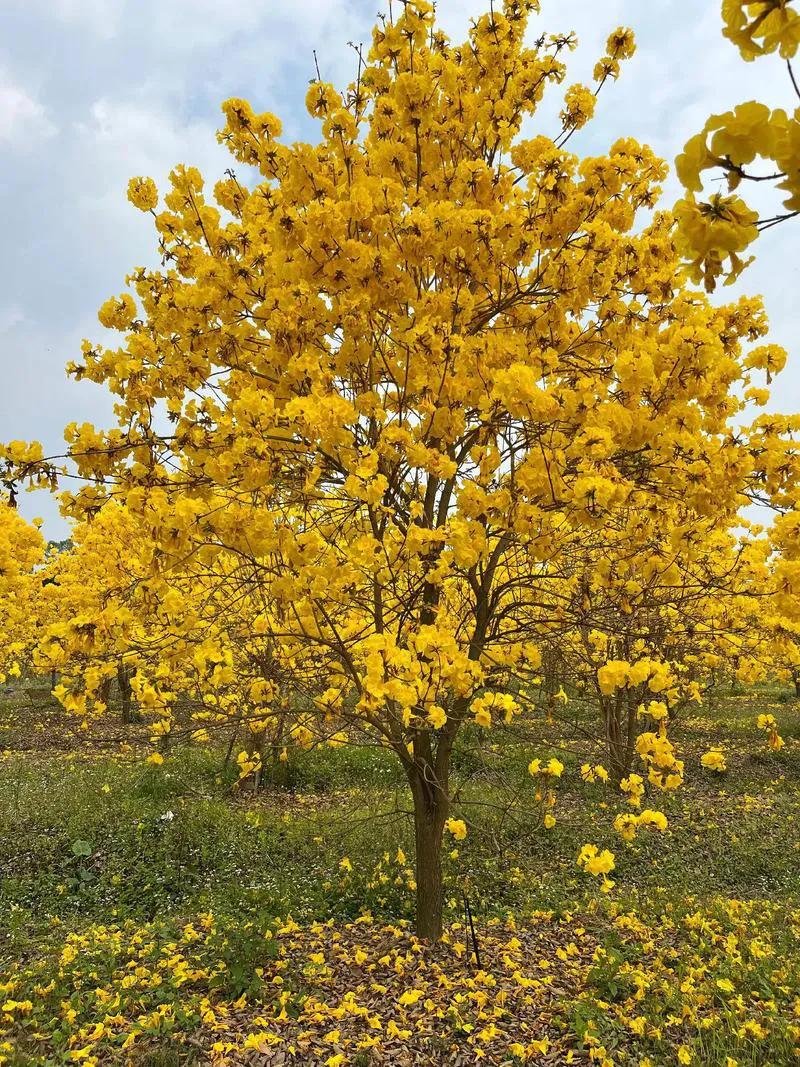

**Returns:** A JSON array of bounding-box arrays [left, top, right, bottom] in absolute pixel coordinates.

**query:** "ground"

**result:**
[[0, 685, 798, 1066]]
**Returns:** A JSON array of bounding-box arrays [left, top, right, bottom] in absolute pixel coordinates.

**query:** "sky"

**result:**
[[0, 0, 797, 538]]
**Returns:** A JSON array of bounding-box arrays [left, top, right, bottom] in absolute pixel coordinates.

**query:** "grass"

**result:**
[[0, 684, 798, 1064]]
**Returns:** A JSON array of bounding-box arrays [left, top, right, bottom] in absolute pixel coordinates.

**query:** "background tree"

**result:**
[[0, 497, 46, 686]]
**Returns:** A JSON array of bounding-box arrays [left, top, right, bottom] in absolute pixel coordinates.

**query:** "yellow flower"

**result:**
[[445, 818, 467, 841], [126, 176, 158, 212], [97, 294, 136, 331], [577, 844, 616, 883], [561, 84, 596, 130], [701, 749, 727, 772], [428, 705, 447, 729]]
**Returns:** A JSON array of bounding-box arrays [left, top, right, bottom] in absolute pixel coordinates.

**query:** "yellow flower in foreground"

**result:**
[[528, 757, 564, 778], [581, 763, 609, 784], [701, 749, 727, 772], [577, 844, 616, 892], [445, 818, 467, 841], [427, 705, 447, 729], [756, 713, 785, 751]]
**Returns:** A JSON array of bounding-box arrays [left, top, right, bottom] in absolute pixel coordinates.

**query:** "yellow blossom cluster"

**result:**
[[613, 808, 668, 842], [757, 712, 785, 751], [701, 748, 728, 773], [675, 1, 800, 288], [577, 844, 616, 892]]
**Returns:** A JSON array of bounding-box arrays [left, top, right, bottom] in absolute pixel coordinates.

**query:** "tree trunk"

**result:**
[[409, 769, 448, 941], [602, 690, 636, 783], [270, 742, 291, 788], [99, 676, 112, 708], [117, 664, 133, 724], [269, 708, 291, 789], [602, 693, 625, 784]]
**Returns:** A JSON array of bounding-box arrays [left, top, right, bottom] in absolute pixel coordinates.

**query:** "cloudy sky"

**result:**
[[1, 0, 796, 537]]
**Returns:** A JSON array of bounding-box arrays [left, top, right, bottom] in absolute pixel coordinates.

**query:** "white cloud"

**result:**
[[0, 305, 26, 333], [0, 74, 55, 146], [21, 0, 124, 38], [77, 95, 221, 171], [71, 96, 231, 251]]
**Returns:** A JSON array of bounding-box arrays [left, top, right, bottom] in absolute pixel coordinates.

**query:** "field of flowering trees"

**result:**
[[1, 1, 799, 1064]]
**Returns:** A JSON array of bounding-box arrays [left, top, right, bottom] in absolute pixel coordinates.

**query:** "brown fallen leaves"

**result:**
[[207, 912, 599, 1065]]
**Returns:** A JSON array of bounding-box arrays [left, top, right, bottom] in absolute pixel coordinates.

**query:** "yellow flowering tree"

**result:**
[[2, 0, 796, 938], [0, 498, 46, 685], [35, 501, 321, 783], [536, 511, 790, 779]]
